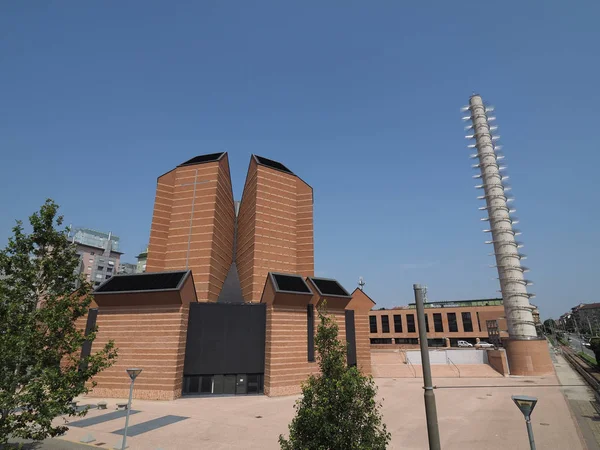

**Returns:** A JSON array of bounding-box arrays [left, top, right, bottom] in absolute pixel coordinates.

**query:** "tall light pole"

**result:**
[[120, 368, 142, 450], [414, 284, 441, 450], [512, 395, 538, 450]]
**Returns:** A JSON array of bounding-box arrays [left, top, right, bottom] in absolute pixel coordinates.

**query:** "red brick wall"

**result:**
[[89, 303, 190, 400], [264, 304, 346, 397], [146, 155, 235, 302], [237, 158, 314, 303]]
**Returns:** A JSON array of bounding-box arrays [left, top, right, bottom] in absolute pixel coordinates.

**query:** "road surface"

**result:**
[[567, 332, 596, 359]]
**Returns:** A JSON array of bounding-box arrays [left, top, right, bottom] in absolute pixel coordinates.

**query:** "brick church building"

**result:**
[[84, 153, 371, 400]]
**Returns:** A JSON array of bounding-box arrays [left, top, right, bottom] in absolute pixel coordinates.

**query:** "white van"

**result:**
[[457, 340, 473, 347]]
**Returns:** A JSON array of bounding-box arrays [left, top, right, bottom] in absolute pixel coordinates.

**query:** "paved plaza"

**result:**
[[43, 373, 583, 450]]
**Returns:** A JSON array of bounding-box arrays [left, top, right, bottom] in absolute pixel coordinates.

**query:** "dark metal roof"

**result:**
[[270, 273, 312, 294], [253, 155, 294, 175], [94, 270, 190, 294], [178, 153, 225, 167], [308, 277, 351, 298]]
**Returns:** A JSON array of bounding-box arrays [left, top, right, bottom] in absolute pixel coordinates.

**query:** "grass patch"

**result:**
[[578, 352, 597, 366]]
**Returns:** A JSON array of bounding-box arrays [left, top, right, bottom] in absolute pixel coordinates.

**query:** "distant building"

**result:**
[[118, 263, 137, 275], [136, 248, 148, 273], [71, 228, 122, 288], [369, 298, 509, 347]]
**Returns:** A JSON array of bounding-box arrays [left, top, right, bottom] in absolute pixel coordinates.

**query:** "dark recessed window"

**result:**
[[369, 316, 378, 333], [447, 313, 458, 332], [462, 312, 474, 332], [393, 315, 402, 333], [309, 278, 350, 297], [272, 274, 311, 293], [370, 338, 393, 344], [105, 275, 111, 280], [433, 313, 444, 332], [179, 153, 224, 167], [97, 266, 104, 271], [407, 314, 416, 333], [95, 271, 187, 293], [381, 315, 390, 333], [254, 155, 293, 174], [425, 315, 430, 333]]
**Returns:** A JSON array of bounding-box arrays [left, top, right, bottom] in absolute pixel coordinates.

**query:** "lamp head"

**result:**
[[126, 368, 143, 381], [512, 395, 538, 420]]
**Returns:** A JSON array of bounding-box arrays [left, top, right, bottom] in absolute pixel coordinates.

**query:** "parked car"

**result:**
[[477, 341, 494, 348], [457, 340, 473, 347], [583, 342, 591, 348]]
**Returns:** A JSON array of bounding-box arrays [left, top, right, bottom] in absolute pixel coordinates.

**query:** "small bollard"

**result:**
[[98, 401, 108, 410]]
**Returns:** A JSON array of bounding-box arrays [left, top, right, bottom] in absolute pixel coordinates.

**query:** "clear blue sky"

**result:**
[[1, 2, 598, 319]]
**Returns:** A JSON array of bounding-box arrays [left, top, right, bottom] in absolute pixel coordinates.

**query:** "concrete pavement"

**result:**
[[44, 374, 583, 450]]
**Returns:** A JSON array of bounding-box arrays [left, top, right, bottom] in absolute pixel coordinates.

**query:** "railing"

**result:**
[[400, 349, 417, 378], [447, 356, 461, 378]]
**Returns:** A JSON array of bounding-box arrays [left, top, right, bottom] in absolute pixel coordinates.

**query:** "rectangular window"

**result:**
[[424, 315, 429, 332], [476, 312, 482, 332], [89, 259, 93, 263], [307, 305, 315, 362], [462, 312, 474, 332], [369, 316, 378, 333], [95, 274, 102, 279], [447, 313, 458, 332], [97, 266, 104, 271], [406, 314, 416, 333], [393, 315, 403, 333], [108, 260, 115, 266], [433, 313, 443, 332], [90, 252, 95, 255], [106, 267, 112, 272], [381, 315, 390, 333], [105, 275, 111, 279]]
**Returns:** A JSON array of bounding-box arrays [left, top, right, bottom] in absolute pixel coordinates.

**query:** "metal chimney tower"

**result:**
[[462, 94, 537, 339]]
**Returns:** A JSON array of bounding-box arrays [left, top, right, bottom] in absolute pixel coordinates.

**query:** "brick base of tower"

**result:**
[[504, 338, 554, 376]]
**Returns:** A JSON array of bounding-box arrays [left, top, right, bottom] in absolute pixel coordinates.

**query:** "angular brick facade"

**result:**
[[237, 156, 314, 303], [146, 153, 235, 302]]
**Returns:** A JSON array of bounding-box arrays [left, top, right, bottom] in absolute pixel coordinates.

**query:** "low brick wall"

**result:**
[[487, 349, 510, 376], [371, 344, 419, 350]]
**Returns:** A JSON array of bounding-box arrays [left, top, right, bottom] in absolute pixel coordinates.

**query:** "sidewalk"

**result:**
[[553, 348, 600, 450]]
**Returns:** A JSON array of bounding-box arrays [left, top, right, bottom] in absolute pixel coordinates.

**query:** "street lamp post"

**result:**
[[120, 368, 142, 450], [512, 395, 538, 450], [414, 284, 441, 450]]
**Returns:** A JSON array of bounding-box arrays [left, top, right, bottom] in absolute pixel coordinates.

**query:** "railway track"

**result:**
[[561, 345, 600, 396]]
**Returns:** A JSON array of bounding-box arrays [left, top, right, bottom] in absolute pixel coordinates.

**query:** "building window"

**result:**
[[433, 313, 444, 332], [97, 266, 104, 271], [106, 267, 112, 273], [476, 312, 482, 332], [369, 316, 378, 333], [90, 252, 95, 255], [425, 315, 430, 332], [406, 314, 416, 333], [94, 281, 100, 286], [393, 315, 402, 333], [447, 313, 458, 332], [105, 275, 111, 279], [95, 274, 102, 279], [108, 260, 115, 266], [381, 315, 390, 333], [89, 259, 93, 263], [370, 338, 393, 344], [462, 312, 474, 332]]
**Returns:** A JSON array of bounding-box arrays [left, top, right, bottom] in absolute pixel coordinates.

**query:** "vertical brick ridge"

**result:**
[[237, 158, 258, 302], [147, 170, 176, 272], [207, 155, 236, 302]]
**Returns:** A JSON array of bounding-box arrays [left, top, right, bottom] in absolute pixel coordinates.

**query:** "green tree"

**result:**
[[279, 304, 391, 450], [589, 337, 600, 367], [0, 200, 117, 443], [543, 319, 555, 334]]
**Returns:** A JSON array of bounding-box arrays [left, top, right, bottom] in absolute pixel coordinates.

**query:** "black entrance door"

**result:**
[[235, 374, 247, 394], [182, 303, 266, 395]]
